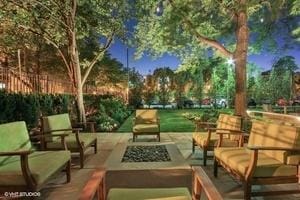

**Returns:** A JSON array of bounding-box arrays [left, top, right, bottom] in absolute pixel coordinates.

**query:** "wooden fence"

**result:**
[[0, 67, 126, 99]]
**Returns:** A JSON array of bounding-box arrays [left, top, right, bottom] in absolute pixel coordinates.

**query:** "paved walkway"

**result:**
[[39, 133, 300, 200]]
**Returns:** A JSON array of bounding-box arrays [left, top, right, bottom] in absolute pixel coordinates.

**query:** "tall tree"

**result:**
[[173, 70, 191, 108], [153, 67, 174, 107], [128, 68, 144, 108], [2, 0, 129, 122], [134, 0, 295, 116], [142, 74, 156, 107]]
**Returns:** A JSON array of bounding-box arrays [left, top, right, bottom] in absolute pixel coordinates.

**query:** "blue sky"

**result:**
[[109, 38, 300, 75], [108, 39, 180, 75]]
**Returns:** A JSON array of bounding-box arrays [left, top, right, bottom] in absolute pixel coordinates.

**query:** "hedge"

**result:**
[[0, 91, 73, 128], [0, 91, 131, 131]]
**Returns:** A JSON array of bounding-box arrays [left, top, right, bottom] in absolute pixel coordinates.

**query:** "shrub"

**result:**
[[86, 96, 131, 132], [0, 91, 131, 131], [0, 91, 74, 128]]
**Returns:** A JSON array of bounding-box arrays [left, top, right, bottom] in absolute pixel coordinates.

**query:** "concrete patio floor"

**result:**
[[38, 132, 300, 200]]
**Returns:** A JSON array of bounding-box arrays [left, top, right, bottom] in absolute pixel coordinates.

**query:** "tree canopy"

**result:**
[[0, 0, 130, 121], [133, 0, 299, 116]]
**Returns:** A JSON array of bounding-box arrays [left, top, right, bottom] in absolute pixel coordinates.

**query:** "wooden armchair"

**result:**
[[214, 120, 300, 199], [192, 114, 242, 166], [0, 121, 71, 194], [41, 113, 97, 168], [79, 167, 222, 200], [132, 109, 160, 142]]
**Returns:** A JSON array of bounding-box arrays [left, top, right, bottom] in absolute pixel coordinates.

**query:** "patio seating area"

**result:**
[[0, 1, 299, 199], [12, 131, 297, 200]]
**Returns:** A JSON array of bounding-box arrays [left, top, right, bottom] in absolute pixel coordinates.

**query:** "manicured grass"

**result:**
[[117, 109, 230, 132]]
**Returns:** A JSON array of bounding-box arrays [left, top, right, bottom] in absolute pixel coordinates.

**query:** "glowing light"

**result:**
[[226, 58, 234, 65], [156, 6, 161, 13], [0, 83, 5, 89], [260, 18, 264, 23]]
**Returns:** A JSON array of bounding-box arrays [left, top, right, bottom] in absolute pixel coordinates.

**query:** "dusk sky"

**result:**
[[109, 19, 300, 75], [109, 39, 300, 75]]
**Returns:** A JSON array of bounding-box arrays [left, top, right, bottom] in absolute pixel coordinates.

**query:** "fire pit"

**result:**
[[105, 142, 192, 193], [122, 145, 171, 162]]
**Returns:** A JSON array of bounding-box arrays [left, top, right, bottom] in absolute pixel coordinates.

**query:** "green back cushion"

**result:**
[[135, 109, 158, 124], [42, 113, 72, 142], [0, 121, 32, 164], [216, 114, 241, 140], [249, 121, 300, 164]]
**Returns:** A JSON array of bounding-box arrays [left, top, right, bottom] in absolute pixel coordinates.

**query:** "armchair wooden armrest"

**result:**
[[0, 150, 33, 156], [43, 128, 82, 134], [193, 166, 223, 200], [79, 168, 106, 200], [31, 132, 69, 139], [75, 122, 96, 132], [215, 129, 246, 148], [247, 146, 300, 152], [0, 149, 37, 190], [34, 132, 70, 150], [245, 145, 300, 180]]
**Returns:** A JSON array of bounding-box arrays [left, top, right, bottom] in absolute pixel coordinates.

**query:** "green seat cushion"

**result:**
[[107, 188, 191, 200], [133, 124, 159, 133], [0, 121, 32, 164], [46, 133, 96, 149], [215, 147, 297, 177], [0, 151, 70, 186]]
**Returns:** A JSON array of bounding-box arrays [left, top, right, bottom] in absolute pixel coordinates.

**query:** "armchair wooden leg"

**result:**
[[66, 160, 71, 183], [80, 150, 84, 168], [193, 173, 202, 200], [203, 149, 207, 166], [157, 133, 160, 142], [94, 140, 97, 154], [213, 158, 218, 177], [244, 182, 252, 200], [133, 134, 136, 142], [192, 139, 195, 153]]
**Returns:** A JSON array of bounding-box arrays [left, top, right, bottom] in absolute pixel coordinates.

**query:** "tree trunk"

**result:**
[[234, 0, 249, 117], [72, 31, 86, 123]]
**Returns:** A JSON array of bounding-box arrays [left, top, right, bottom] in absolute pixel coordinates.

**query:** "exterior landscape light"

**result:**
[[156, 6, 161, 13], [226, 58, 234, 65], [260, 18, 264, 23], [0, 83, 5, 89]]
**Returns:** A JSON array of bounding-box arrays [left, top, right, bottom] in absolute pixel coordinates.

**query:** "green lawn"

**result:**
[[117, 109, 231, 132]]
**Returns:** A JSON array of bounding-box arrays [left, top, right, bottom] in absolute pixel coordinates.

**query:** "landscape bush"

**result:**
[[182, 108, 234, 123], [86, 96, 131, 132], [0, 91, 74, 128], [0, 91, 131, 131]]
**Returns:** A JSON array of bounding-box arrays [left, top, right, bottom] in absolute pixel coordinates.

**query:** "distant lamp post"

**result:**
[[127, 47, 130, 104], [226, 58, 234, 108]]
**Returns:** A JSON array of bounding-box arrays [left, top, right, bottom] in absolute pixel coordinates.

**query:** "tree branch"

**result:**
[[19, 25, 72, 76], [81, 33, 115, 85], [167, 0, 233, 58]]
